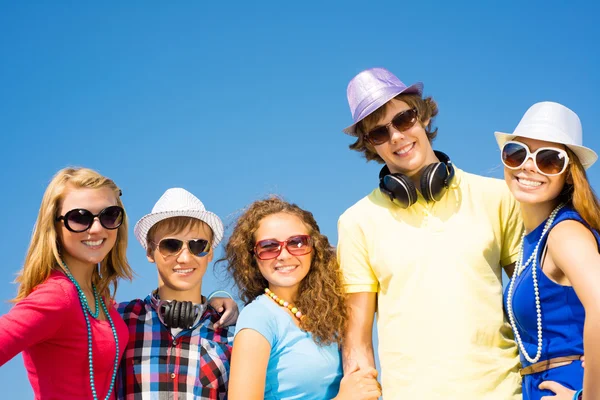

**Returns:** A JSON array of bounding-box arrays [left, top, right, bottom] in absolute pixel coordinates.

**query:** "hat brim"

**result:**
[[342, 82, 424, 136], [134, 210, 224, 250], [495, 131, 598, 169]]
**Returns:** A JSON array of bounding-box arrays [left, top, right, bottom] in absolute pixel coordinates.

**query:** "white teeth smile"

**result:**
[[275, 266, 297, 272], [82, 240, 103, 247], [394, 143, 414, 155], [174, 269, 194, 274], [518, 178, 542, 187]]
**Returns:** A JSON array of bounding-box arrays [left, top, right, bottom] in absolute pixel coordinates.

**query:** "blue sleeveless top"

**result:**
[[504, 206, 600, 399]]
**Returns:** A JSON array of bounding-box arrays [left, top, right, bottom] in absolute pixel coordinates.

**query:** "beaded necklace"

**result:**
[[505, 203, 564, 364], [264, 288, 303, 319], [62, 261, 119, 400]]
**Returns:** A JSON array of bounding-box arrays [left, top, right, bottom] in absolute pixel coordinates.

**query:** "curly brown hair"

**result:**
[[218, 197, 347, 346], [350, 93, 439, 163]]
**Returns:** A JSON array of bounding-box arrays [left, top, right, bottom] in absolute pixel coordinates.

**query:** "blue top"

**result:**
[[235, 294, 343, 400], [504, 206, 600, 399]]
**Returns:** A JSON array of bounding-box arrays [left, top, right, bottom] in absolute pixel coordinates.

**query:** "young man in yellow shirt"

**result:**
[[338, 67, 522, 399]]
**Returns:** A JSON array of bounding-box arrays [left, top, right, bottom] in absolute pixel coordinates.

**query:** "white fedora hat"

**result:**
[[134, 188, 224, 250], [495, 101, 597, 169]]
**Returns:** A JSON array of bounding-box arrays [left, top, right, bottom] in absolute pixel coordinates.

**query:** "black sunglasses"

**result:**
[[152, 238, 211, 258], [56, 205, 125, 233], [365, 108, 418, 145]]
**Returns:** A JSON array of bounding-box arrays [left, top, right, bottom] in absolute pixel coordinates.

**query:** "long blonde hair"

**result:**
[[560, 149, 600, 231], [13, 167, 133, 302]]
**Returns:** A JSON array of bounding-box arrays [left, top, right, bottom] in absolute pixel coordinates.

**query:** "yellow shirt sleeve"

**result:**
[[499, 187, 523, 267], [337, 211, 379, 293]]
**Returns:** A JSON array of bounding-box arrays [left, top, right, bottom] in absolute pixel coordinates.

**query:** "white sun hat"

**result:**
[[134, 188, 224, 250], [494, 101, 597, 169]]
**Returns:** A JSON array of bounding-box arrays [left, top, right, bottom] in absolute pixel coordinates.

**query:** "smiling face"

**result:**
[[147, 218, 214, 302], [504, 137, 569, 207], [57, 187, 119, 270], [370, 99, 439, 177], [253, 212, 312, 301]]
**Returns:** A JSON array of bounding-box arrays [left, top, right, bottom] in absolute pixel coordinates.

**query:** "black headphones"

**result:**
[[379, 150, 455, 209], [150, 291, 206, 330]]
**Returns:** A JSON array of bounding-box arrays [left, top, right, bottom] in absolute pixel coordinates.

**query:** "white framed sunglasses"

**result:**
[[501, 141, 570, 176]]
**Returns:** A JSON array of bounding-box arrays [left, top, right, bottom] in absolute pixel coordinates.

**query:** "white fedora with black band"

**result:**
[[134, 188, 224, 250]]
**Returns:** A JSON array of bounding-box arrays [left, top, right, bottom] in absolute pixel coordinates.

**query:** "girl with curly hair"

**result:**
[[221, 197, 380, 400]]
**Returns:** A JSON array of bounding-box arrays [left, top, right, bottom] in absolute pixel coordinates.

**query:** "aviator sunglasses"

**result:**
[[56, 205, 125, 233], [365, 108, 418, 145], [501, 141, 570, 176], [253, 235, 313, 260], [152, 238, 211, 258]]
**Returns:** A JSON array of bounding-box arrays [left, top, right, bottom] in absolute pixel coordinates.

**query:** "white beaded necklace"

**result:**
[[505, 203, 564, 364]]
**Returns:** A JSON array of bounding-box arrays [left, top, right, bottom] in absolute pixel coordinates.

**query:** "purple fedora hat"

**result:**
[[343, 67, 423, 136]]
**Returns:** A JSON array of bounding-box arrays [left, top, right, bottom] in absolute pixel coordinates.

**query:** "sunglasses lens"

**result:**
[[99, 206, 124, 229], [65, 209, 94, 232], [188, 239, 210, 256], [255, 240, 281, 260], [286, 235, 312, 256], [536, 149, 567, 175], [502, 142, 527, 168], [159, 239, 183, 256], [366, 109, 418, 145], [366, 127, 390, 145], [392, 108, 418, 131]]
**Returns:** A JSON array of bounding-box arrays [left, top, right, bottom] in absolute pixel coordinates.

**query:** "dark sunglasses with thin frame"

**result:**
[[365, 108, 418, 146], [56, 205, 125, 233], [152, 238, 211, 258]]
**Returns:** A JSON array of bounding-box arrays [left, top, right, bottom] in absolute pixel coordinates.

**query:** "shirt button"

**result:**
[[172, 340, 177, 346], [171, 373, 176, 379]]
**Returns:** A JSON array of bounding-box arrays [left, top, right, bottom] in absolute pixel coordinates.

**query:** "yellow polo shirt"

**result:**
[[337, 167, 522, 399]]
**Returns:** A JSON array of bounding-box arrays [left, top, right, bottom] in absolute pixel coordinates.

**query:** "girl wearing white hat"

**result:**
[[497, 102, 600, 400], [0, 167, 133, 399]]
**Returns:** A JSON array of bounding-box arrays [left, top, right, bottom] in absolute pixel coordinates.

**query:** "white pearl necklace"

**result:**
[[505, 204, 564, 364]]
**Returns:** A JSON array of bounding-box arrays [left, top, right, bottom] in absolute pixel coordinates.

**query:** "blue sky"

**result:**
[[1, 1, 599, 397]]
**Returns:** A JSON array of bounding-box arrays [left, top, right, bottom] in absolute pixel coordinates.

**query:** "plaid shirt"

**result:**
[[116, 293, 233, 400]]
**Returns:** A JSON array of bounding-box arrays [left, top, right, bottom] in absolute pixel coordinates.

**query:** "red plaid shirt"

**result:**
[[116, 294, 233, 399]]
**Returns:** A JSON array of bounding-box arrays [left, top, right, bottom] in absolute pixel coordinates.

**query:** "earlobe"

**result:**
[[147, 248, 156, 263]]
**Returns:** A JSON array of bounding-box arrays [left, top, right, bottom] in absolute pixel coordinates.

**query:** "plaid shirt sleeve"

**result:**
[[116, 296, 233, 400], [199, 307, 234, 399]]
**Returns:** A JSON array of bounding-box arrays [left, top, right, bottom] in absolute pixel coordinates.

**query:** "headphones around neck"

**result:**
[[379, 150, 455, 209], [150, 291, 207, 330]]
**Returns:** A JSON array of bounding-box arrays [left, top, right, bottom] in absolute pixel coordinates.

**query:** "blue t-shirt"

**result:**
[[234, 294, 342, 400]]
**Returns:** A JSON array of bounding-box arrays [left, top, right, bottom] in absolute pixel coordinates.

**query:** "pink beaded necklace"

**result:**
[[264, 288, 303, 320]]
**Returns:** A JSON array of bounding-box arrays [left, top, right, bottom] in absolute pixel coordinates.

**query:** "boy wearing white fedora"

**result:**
[[116, 188, 237, 400], [337, 67, 523, 398], [497, 101, 599, 400]]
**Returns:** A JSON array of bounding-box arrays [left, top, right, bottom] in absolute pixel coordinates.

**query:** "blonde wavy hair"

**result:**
[[559, 148, 600, 231], [13, 167, 133, 302], [219, 197, 348, 345]]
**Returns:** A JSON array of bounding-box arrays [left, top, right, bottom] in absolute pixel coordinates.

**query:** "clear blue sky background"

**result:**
[[1, 1, 599, 397]]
